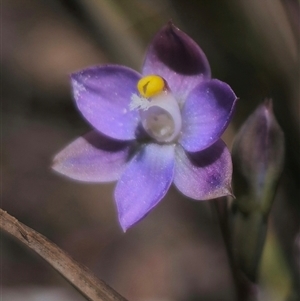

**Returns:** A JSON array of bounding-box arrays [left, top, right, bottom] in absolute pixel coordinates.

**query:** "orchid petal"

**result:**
[[142, 22, 211, 100], [71, 65, 141, 140], [180, 79, 237, 152], [174, 141, 232, 200], [115, 143, 175, 231], [52, 131, 132, 182]]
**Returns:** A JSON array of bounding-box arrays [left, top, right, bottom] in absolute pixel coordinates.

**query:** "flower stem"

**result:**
[[213, 198, 259, 301], [0, 208, 128, 301]]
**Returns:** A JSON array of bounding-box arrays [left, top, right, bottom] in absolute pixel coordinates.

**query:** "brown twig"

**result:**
[[0, 208, 129, 301]]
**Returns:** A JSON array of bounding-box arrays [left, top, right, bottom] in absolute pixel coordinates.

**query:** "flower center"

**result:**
[[130, 75, 182, 143]]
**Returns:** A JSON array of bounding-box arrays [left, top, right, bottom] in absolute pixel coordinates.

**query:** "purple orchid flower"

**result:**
[[52, 22, 237, 231]]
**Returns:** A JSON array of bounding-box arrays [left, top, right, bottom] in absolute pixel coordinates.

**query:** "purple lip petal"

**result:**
[[115, 143, 175, 231], [180, 79, 237, 152], [142, 22, 211, 99], [52, 130, 132, 182], [174, 140, 233, 200], [71, 65, 142, 141]]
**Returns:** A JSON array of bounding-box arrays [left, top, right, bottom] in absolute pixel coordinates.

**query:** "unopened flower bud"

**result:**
[[232, 99, 284, 214], [231, 99, 285, 282]]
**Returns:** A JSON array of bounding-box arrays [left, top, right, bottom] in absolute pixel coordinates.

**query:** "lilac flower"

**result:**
[[53, 22, 237, 231]]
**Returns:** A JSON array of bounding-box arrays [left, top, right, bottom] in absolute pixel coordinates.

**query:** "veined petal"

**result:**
[[180, 79, 237, 152], [115, 143, 175, 231], [142, 22, 211, 100], [52, 131, 132, 182], [71, 65, 141, 141], [174, 141, 232, 200]]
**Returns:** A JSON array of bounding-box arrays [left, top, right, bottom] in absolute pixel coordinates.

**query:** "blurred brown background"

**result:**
[[1, 0, 299, 300]]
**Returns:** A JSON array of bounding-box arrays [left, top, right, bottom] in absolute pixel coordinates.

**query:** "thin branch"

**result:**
[[0, 208, 129, 301]]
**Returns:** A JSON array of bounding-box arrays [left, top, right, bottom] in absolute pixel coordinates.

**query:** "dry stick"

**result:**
[[0, 208, 128, 301]]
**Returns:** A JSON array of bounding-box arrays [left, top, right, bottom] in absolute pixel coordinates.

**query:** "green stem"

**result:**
[[213, 198, 259, 301]]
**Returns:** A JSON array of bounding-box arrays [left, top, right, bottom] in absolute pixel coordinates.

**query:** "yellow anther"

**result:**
[[137, 75, 165, 98]]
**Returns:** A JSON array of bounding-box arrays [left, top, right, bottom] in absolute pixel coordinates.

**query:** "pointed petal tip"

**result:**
[[118, 213, 131, 233], [120, 222, 128, 233], [263, 98, 273, 109], [205, 186, 234, 201], [118, 211, 141, 233], [70, 71, 77, 80], [51, 154, 62, 172], [224, 185, 235, 199], [166, 20, 178, 31], [70, 69, 85, 83], [119, 215, 136, 232]]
